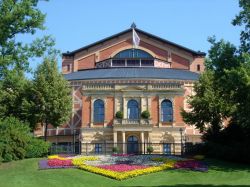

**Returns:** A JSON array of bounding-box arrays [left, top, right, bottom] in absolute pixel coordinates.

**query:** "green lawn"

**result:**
[[0, 158, 249, 187]]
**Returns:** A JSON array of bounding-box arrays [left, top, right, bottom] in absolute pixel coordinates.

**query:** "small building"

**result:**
[[37, 25, 205, 155]]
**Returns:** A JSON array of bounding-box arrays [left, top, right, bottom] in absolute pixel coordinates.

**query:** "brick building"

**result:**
[[37, 25, 206, 154]]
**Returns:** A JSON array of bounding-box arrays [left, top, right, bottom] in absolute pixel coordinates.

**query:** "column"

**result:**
[[90, 97, 94, 127], [158, 97, 162, 127], [113, 131, 117, 147], [140, 131, 145, 154], [122, 131, 126, 154]]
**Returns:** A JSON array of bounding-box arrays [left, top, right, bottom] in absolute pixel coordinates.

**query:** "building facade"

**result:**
[[36, 25, 206, 154]]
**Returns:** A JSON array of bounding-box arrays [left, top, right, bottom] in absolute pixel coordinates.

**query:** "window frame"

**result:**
[[93, 99, 105, 123], [161, 99, 173, 122]]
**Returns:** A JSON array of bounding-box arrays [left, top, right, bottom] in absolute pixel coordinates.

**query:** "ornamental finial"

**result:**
[[131, 22, 136, 29]]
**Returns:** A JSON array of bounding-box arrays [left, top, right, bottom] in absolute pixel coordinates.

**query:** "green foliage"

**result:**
[[147, 146, 154, 154], [0, 0, 58, 78], [0, 0, 59, 130], [0, 117, 50, 162], [0, 117, 30, 162], [182, 1, 250, 162], [115, 111, 123, 119], [32, 59, 72, 140], [141, 110, 150, 119], [112, 147, 119, 153], [232, 0, 250, 53], [25, 138, 50, 158]]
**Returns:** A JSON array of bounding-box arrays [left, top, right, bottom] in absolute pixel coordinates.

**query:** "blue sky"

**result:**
[[21, 0, 242, 73]]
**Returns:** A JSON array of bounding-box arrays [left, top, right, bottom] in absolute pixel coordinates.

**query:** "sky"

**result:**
[[20, 0, 242, 74]]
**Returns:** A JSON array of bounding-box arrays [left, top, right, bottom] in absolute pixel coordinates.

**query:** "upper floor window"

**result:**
[[114, 49, 153, 59], [127, 100, 139, 120], [94, 99, 104, 123], [161, 100, 173, 122], [197, 64, 201, 71]]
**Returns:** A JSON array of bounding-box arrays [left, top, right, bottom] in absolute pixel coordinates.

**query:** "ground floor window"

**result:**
[[95, 143, 102, 154], [163, 143, 171, 155]]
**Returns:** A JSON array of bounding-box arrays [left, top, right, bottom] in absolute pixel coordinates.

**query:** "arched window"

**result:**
[[114, 49, 153, 59], [94, 99, 104, 122], [112, 49, 154, 67], [127, 100, 139, 119], [161, 100, 173, 122]]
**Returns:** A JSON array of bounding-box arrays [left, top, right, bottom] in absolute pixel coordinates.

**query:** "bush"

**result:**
[[147, 146, 154, 154], [141, 110, 150, 119], [25, 138, 50, 158], [115, 111, 123, 119], [112, 147, 119, 153], [0, 117, 50, 162], [0, 117, 30, 162]]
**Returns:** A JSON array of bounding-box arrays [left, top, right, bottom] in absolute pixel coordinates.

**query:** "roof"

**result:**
[[64, 67, 200, 81], [62, 27, 206, 57]]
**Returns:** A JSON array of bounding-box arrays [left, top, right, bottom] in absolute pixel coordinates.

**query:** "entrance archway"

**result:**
[[127, 136, 139, 154]]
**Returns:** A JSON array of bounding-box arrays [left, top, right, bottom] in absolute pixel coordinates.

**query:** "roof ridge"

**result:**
[[62, 27, 206, 57]]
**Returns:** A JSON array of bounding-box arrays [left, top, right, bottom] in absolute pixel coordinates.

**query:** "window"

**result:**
[[163, 144, 171, 155], [197, 64, 201, 71], [94, 99, 104, 123], [95, 143, 102, 154], [127, 100, 139, 119], [67, 64, 70, 71], [161, 100, 173, 122], [114, 49, 153, 59]]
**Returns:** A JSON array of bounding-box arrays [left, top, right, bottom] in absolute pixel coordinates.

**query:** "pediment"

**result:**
[[118, 85, 146, 91]]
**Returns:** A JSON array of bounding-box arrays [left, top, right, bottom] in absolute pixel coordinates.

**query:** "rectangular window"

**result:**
[[141, 59, 154, 66], [112, 59, 125, 66], [67, 64, 71, 71], [127, 59, 140, 66], [95, 143, 102, 154], [163, 144, 171, 155], [197, 64, 201, 71]]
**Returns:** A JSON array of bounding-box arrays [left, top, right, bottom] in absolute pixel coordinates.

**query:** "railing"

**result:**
[[113, 118, 152, 126], [81, 142, 192, 156]]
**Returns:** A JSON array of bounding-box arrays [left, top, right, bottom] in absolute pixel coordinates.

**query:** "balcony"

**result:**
[[113, 118, 153, 131]]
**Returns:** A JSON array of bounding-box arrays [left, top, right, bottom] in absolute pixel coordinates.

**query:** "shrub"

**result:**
[[0, 117, 50, 162], [115, 111, 123, 119], [141, 110, 150, 119], [0, 117, 30, 162], [25, 138, 50, 158], [112, 147, 119, 153], [147, 146, 153, 154]]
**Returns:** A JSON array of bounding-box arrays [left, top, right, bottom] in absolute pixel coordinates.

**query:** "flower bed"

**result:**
[[174, 160, 208, 172], [39, 155, 208, 179], [98, 164, 149, 172]]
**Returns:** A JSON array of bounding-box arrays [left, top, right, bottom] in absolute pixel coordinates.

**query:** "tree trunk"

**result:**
[[44, 120, 48, 142]]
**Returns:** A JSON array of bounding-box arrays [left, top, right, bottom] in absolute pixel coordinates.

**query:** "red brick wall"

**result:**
[[82, 96, 91, 126], [99, 39, 131, 61], [151, 96, 159, 126], [140, 41, 168, 60], [105, 97, 114, 126], [174, 96, 184, 125], [78, 54, 95, 70], [171, 53, 189, 69]]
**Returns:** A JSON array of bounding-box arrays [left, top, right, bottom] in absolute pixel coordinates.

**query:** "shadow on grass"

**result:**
[[203, 159, 250, 172], [118, 185, 250, 187]]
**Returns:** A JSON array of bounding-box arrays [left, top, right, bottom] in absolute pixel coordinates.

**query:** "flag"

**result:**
[[132, 29, 140, 48]]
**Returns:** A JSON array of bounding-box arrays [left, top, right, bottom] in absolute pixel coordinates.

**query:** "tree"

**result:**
[[0, 0, 59, 128], [0, 0, 57, 78], [32, 59, 72, 141], [232, 0, 250, 53]]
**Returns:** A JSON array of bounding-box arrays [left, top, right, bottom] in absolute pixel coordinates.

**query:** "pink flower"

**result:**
[[98, 164, 149, 172], [48, 159, 73, 167]]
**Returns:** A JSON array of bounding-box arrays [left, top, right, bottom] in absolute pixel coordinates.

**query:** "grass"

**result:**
[[0, 158, 249, 187]]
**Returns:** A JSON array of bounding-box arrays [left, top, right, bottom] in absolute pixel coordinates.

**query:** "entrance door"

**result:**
[[127, 136, 139, 154]]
